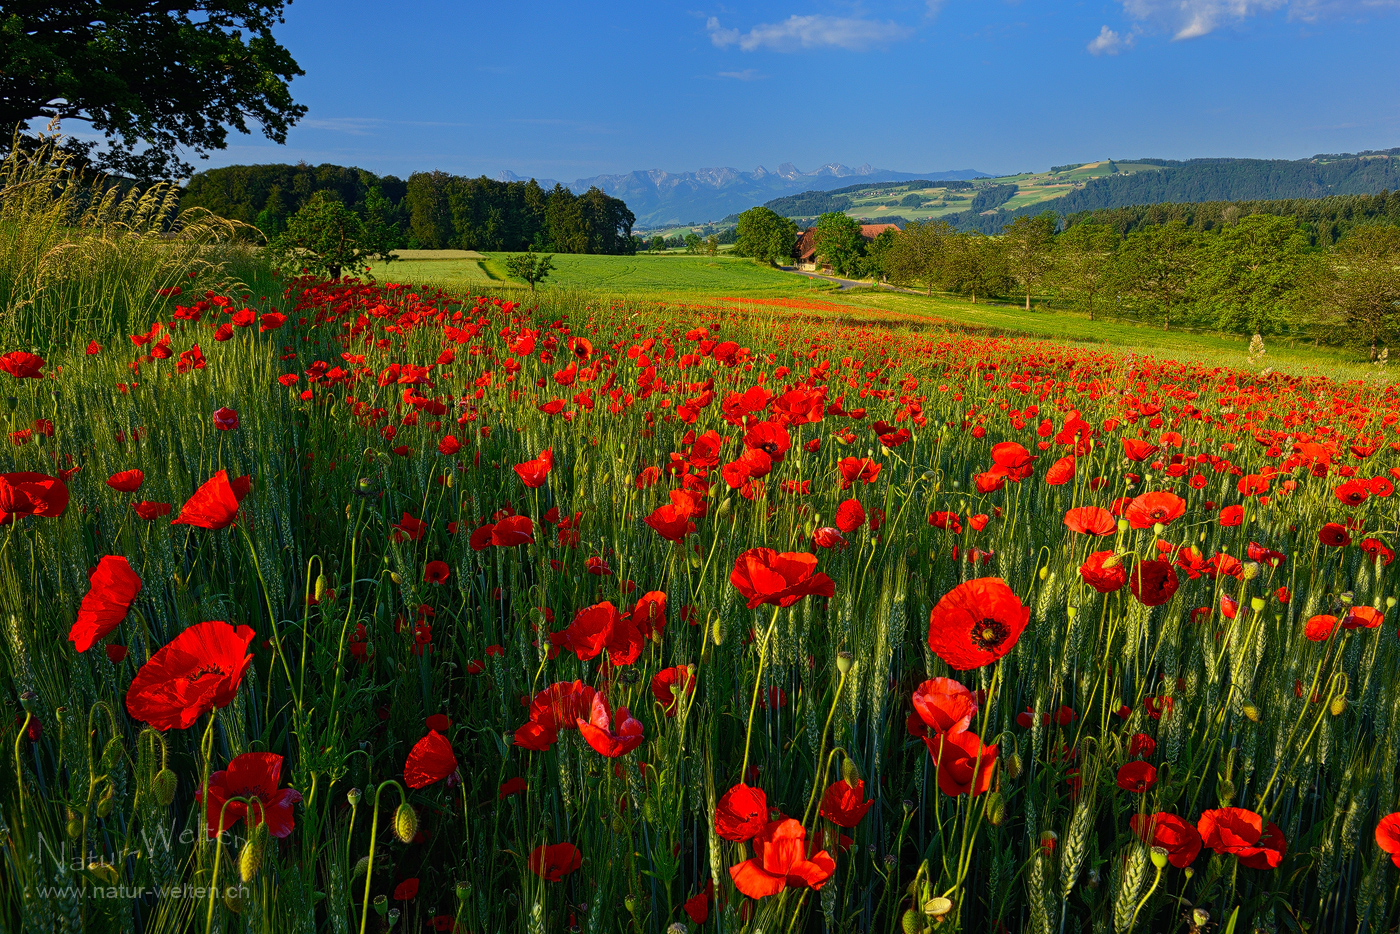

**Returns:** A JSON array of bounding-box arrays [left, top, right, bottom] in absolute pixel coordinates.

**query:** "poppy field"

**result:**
[[1, 276, 1399, 934]]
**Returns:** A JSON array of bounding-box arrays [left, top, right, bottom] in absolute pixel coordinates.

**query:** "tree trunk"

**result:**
[[328, 264, 341, 279], [971, 290, 977, 304], [1163, 305, 1170, 332], [1025, 288, 1031, 311]]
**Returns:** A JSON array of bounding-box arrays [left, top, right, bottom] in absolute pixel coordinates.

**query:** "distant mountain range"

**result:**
[[495, 163, 990, 228]]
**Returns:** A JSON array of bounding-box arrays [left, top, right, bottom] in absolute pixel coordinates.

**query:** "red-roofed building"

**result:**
[[793, 223, 901, 271]]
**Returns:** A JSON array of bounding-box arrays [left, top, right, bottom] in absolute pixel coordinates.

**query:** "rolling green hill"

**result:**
[[761, 150, 1400, 233]]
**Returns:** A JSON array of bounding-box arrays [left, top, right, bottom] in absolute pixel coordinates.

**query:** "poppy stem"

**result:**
[[204, 794, 246, 934], [798, 667, 849, 830], [739, 604, 782, 783], [359, 780, 407, 934], [12, 710, 29, 827], [1127, 862, 1163, 933]]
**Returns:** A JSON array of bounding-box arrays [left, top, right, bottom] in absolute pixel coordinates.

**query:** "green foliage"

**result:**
[[943, 232, 1009, 303], [733, 206, 798, 266], [1308, 224, 1400, 356], [811, 211, 865, 277], [1001, 212, 1057, 309], [1052, 223, 1118, 320], [683, 232, 702, 254], [1110, 220, 1201, 331], [1191, 214, 1311, 334], [502, 251, 555, 291], [969, 184, 1019, 214], [268, 191, 396, 280], [884, 219, 954, 295], [0, 2, 305, 179]]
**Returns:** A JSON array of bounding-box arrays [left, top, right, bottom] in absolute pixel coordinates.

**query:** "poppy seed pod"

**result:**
[[924, 897, 953, 919], [836, 651, 853, 675], [223, 884, 249, 914], [1150, 846, 1169, 869], [239, 821, 268, 882], [393, 802, 418, 843], [373, 894, 388, 916], [347, 787, 361, 806], [19, 690, 37, 714], [153, 768, 178, 806], [1250, 596, 1266, 613], [455, 880, 471, 900], [1242, 562, 1261, 581]]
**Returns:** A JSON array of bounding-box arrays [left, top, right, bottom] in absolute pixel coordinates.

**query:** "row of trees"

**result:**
[[181, 163, 637, 255], [875, 212, 1400, 355]]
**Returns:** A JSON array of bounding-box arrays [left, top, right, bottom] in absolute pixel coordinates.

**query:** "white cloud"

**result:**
[[716, 69, 766, 81], [1118, 0, 1399, 39], [706, 14, 912, 52], [1086, 25, 1130, 53]]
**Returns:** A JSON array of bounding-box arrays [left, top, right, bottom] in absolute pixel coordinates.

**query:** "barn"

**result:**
[[793, 223, 900, 272]]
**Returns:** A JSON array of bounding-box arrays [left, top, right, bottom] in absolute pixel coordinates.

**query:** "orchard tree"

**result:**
[[0, 1, 305, 178], [1193, 214, 1309, 334], [1112, 220, 1200, 331], [1002, 212, 1058, 310], [1313, 224, 1400, 359], [504, 251, 556, 292], [886, 219, 954, 295], [1053, 222, 1118, 320], [944, 232, 1008, 304], [733, 207, 798, 267], [812, 211, 864, 277], [269, 192, 395, 280]]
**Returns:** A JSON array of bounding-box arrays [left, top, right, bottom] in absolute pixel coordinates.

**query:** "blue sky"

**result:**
[[201, 0, 1400, 180]]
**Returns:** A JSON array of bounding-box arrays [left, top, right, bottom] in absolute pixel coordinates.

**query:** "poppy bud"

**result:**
[[373, 894, 388, 916], [1330, 695, 1347, 716], [842, 756, 861, 786], [1005, 752, 1022, 779], [1038, 565, 1048, 581], [96, 734, 123, 772], [900, 909, 923, 934], [315, 574, 328, 603], [239, 822, 268, 882], [66, 817, 83, 839], [1150, 846, 1169, 869], [353, 856, 370, 879], [153, 768, 178, 806], [1039, 830, 1057, 854], [1218, 779, 1235, 804], [612, 817, 626, 833], [224, 883, 249, 914], [390, 571, 402, 585], [347, 787, 361, 806], [715, 497, 733, 520], [711, 619, 724, 646], [924, 897, 952, 919], [836, 651, 853, 675], [88, 861, 118, 884], [984, 791, 1005, 826], [393, 802, 418, 843], [1241, 700, 1260, 722], [96, 783, 116, 818]]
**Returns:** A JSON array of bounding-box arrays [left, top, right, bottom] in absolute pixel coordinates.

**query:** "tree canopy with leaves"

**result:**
[[885, 219, 954, 295], [733, 207, 798, 267], [268, 192, 395, 280], [810, 212, 864, 277], [0, 1, 306, 179], [1001, 212, 1058, 310], [1052, 223, 1118, 320]]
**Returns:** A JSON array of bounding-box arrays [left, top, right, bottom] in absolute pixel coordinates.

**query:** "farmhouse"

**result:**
[[793, 223, 900, 272]]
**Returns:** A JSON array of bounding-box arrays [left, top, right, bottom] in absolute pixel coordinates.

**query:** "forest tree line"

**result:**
[[180, 162, 637, 254]]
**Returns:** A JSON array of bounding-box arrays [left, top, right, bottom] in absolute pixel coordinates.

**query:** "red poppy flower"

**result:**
[[423, 560, 450, 584], [212, 407, 239, 431], [926, 578, 1029, 670], [1130, 813, 1202, 868], [553, 601, 641, 663], [1318, 523, 1351, 547], [171, 470, 251, 530], [528, 842, 582, 881], [0, 471, 70, 524], [576, 693, 644, 757], [683, 881, 713, 924], [0, 350, 44, 378], [911, 678, 977, 735], [811, 527, 847, 549], [922, 729, 997, 796], [820, 779, 873, 827], [426, 713, 452, 732], [393, 512, 427, 542], [1045, 456, 1076, 485], [631, 591, 667, 637], [106, 469, 145, 493], [1063, 506, 1115, 536], [715, 783, 768, 841], [1197, 808, 1286, 870], [1125, 491, 1186, 529], [198, 751, 303, 838], [729, 819, 835, 899], [991, 441, 1036, 479], [133, 501, 171, 520], [729, 549, 835, 609], [513, 449, 554, 488], [1343, 605, 1383, 630], [1334, 479, 1370, 506], [650, 665, 695, 715], [835, 498, 866, 533], [1129, 559, 1179, 607], [1122, 438, 1159, 462], [837, 456, 881, 489], [498, 776, 528, 799], [1304, 614, 1338, 641], [1079, 550, 1128, 593], [1376, 814, 1400, 867], [105, 644, 128, 663], [126, 620, 255, 730], [68, 555, 142, 652], [1361, 538, 1395, 565], [437, 435, 461, 456], [644, 502, 696, 542], [405, 730, 458, 788], [1128, 733, 1156, 757], [1116, 761, 1157, 793], [488, 515, 535, 547], [1218, 505, 1244, 526], [392, 878, 419, 900]]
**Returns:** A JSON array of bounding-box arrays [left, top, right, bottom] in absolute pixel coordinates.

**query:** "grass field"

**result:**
[[368, 251, 1388, 383]]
